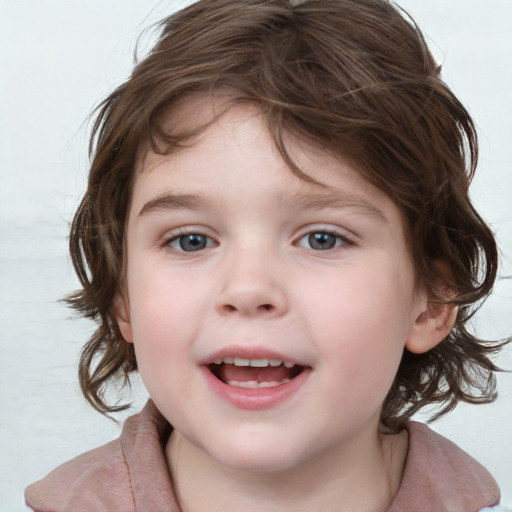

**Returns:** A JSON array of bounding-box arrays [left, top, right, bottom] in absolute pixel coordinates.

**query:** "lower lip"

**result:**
[[201, 366, 310, 411]]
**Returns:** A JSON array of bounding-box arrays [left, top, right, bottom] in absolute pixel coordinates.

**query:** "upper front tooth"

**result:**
[[249, 358, 269, 367], [225, 357, 293, 367]]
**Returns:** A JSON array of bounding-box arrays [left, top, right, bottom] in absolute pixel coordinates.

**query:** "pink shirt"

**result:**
[[25, 400, 501, 512]]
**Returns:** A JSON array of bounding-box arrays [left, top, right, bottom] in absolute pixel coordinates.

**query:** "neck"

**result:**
[[166, 420, 408, 512]]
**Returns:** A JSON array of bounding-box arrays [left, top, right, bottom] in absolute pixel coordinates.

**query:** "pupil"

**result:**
[[309, 233, 336, 250], [180, 234, 206, 252]]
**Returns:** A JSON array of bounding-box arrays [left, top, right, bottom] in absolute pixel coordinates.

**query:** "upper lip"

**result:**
[[199, 346, 308, 367]]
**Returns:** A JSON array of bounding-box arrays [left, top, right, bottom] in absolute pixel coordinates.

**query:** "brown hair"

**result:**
[[68, 0, 508, 429]]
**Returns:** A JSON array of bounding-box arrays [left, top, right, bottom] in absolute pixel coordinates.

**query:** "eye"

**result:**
[[297, 231, 348, 251], [168, 233, 216, 252]]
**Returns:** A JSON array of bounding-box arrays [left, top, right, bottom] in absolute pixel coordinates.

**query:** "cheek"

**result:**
[[128, 257, 201, 333], [128, 291, 193, 409], [125, 270, 193, 379], [307, 266, 413, 334], [302, 260, 414, 386], [125, 258, 220, 385]]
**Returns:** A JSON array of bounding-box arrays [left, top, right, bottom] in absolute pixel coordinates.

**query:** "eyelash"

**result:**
[[163, 229, 217, 253], [161, 228, 355, 254], [295, 229, 354, 252]]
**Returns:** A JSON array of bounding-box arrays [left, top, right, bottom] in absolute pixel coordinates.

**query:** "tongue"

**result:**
[[219, 364, 291, 383]]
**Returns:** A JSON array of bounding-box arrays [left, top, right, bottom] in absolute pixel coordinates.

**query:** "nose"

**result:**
[[215, 248, 288, 318]]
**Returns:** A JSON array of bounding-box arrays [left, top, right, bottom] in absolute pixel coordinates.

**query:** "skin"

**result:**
[[117, 96, 454, 512]]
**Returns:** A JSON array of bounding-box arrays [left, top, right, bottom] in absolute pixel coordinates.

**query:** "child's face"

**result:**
[[118, 97, 426, 473]]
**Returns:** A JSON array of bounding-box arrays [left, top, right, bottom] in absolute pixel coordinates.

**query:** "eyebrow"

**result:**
[[138, 193, 215, 217], [278, 192, 388, 223], [138, 191, 388, 223]]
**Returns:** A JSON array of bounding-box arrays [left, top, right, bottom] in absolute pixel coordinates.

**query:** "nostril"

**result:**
[[218, 300, 280, 315], [220, 303, 275, 315]]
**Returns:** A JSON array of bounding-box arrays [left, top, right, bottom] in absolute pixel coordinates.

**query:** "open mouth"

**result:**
[[207, 357, 305, 389]]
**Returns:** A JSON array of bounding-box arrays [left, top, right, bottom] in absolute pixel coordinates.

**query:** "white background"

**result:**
[[0, 1, 511, 510]]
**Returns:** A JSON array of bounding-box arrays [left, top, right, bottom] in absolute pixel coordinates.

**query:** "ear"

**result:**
[[405, 296, 457, 354], [114, 295, 134, 343]]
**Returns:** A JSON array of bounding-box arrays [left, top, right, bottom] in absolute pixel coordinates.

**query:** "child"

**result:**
[[25, 0, 510, 510]]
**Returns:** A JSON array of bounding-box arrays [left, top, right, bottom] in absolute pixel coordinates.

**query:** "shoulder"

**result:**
[[25, 437, 134, 512], [389, 421, 501, 512], [25, 401, 178, 512]]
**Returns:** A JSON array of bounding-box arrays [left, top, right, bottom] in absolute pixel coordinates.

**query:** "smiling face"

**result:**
[[117, 97, 434, 474]]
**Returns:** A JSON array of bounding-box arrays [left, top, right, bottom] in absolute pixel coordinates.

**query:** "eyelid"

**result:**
[[293, 226, 356, 251], [160, 227, 219, 253], [157, 224, 356, 254], [294, 224, 355, 240]]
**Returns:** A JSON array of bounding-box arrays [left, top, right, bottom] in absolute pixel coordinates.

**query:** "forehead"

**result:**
[[132, 94, 400, 225]]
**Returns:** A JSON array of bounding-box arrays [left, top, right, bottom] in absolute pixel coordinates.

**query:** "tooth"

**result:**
[[283, 361, 294, 368], [214, 359, 222, 364], [249, 358, 269, 367], [258, 381, 281, 388], [237, 380, 259, 388], [269, 359, 282, 366], [234, 357, 250, 366], [226, 378, 292, 388], [223, 357, 234, 364]]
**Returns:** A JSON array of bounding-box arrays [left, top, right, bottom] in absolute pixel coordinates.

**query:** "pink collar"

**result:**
[[122, 402, 500, 511]]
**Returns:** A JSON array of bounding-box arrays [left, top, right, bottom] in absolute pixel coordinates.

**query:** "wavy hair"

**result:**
[[68, 0, 508, 428]]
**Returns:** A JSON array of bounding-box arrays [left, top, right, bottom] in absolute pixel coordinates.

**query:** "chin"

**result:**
[[206, 435, 308, 474], [219, 452, 300, 474]]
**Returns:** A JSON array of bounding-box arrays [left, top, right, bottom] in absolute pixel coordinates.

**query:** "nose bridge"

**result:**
[[216, 240, 287, 317]]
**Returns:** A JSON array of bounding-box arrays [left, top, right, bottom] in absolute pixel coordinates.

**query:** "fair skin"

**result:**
[[117, 96, 454, 512]]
